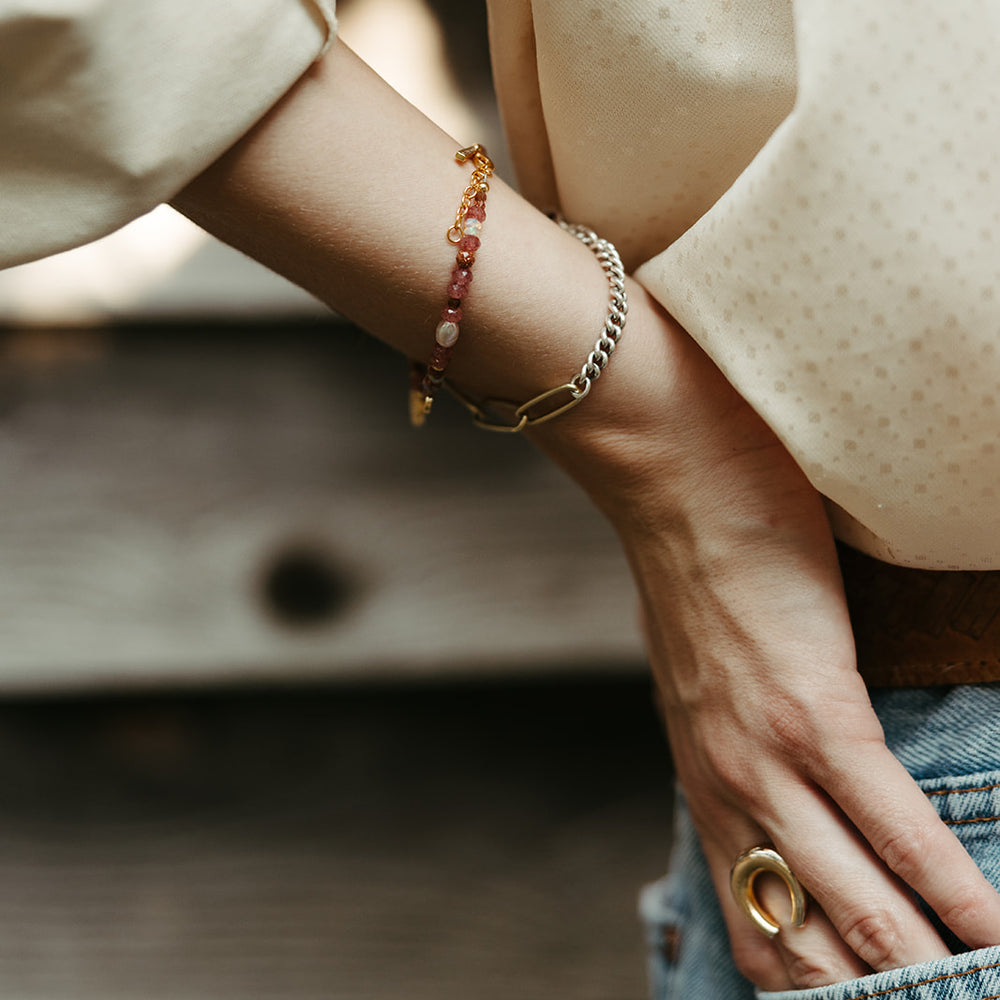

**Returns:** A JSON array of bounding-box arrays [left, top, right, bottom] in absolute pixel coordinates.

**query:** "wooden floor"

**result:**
[[0, 678, 673, 999]]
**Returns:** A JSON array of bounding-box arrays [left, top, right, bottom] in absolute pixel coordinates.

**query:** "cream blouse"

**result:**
[[491, 0, 1000, 570], [0, 0, 336, 268], [3, 0, 999, 568]]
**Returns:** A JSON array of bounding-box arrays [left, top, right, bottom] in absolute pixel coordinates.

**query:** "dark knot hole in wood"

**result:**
[[261, 546, 354, 628]]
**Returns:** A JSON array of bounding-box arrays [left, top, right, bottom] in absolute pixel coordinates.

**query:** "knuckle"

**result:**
[[762, 698, 816, 757], [701, 738, 756, 802], [761, 691, 851, 764], [840, 910, 905, 970], [877, 824, 933, 883], [937, 888, 991, 934], [785, 953, 843, 991], [938, 896, 977, 930]]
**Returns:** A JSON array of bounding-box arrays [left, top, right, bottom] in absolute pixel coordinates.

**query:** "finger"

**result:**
[[699, 835, 795, 993], [701, 822, 876, 991], [756, 876, 872, 990], [767, 781, 953, 972], [815, 741, 1000, 949]]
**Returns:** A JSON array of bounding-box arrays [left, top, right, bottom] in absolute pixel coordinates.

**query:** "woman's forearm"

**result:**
[[173, 39, 630, 410]]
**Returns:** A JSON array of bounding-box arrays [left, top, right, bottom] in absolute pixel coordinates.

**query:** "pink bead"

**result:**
[[458, 235, 480, 253], [450, 267, 472, 286], [441, 306, 463, 323], [465, 204, 486, 222], [446, 282, 468, 299]]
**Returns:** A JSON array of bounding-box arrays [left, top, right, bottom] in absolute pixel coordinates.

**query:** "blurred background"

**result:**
[[0, 1, 675, 996]]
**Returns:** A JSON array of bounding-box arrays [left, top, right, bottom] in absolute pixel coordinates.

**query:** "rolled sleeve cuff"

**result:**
[[0, 0, 337, 268]]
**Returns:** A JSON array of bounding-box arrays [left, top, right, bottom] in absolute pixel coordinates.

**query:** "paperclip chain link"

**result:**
[[451, 217, 628, 432]]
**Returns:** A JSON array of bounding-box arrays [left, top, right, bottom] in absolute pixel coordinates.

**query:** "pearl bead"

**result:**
[[435, 320, 460, 347]]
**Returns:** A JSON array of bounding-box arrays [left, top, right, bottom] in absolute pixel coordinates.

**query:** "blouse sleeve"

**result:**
[[0, 0, 337, 269]]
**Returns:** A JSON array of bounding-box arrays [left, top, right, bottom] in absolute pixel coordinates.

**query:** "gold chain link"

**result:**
[[443, 219, 627, 433]]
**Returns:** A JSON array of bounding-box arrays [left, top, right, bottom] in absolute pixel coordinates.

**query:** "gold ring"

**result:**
[[729, 846, 807, 938]]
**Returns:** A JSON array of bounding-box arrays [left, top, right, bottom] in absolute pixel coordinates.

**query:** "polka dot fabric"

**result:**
[[494, 0, 1000, 568], [636, 0, 1000, 568], [528, 0, 797, 268]]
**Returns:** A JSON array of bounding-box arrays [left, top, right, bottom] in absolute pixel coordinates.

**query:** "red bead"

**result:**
[[456, 250, 475, 267], [450, 267, 472, 286], [447, 297, 462, 309], [442, 306, 463, 323], [446, 282, 468, 299], [458, 235, 480, 252], [429, 345, 452, 368], [473, 189, 487, 202], [465, 203, 486, 222]]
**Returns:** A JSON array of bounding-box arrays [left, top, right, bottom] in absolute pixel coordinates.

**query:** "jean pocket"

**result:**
[[758, 945, 1000, 1000], [640, 875, 687, 1000], [918, 769, 1000, 893], [761, 768, 1000, 1000], [641, 866, 759, 1000]]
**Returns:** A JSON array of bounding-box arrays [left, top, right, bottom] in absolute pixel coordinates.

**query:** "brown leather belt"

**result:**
[[839, 544, 1000, 687]]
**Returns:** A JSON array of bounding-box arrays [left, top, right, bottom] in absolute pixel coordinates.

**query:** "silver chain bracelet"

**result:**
[[450, 217, 628, 433]]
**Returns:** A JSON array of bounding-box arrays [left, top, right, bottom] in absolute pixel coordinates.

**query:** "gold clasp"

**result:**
[[448, 144, 495, 243], [456, 144, 494, 172]]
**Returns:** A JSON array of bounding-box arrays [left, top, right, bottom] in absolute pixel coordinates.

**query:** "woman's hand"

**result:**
[[533, 284, 1000, 990]]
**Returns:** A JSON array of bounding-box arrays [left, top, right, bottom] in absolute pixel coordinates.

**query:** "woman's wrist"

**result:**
[[171, 36, 805, 549], [173, 40, 618, 413], [528, 283, 758, 516]]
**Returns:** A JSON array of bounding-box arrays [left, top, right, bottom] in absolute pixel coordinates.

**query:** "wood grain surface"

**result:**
[[0, 678, 674, 999], [0, 322, 641, 692]]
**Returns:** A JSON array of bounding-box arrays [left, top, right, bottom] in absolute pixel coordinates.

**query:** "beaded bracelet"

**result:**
[[449, 218, 627, 432], [409, 143, 495, 428]]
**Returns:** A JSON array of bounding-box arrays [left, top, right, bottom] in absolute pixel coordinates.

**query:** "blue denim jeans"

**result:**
[[641, 685, 1000, 1000]]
